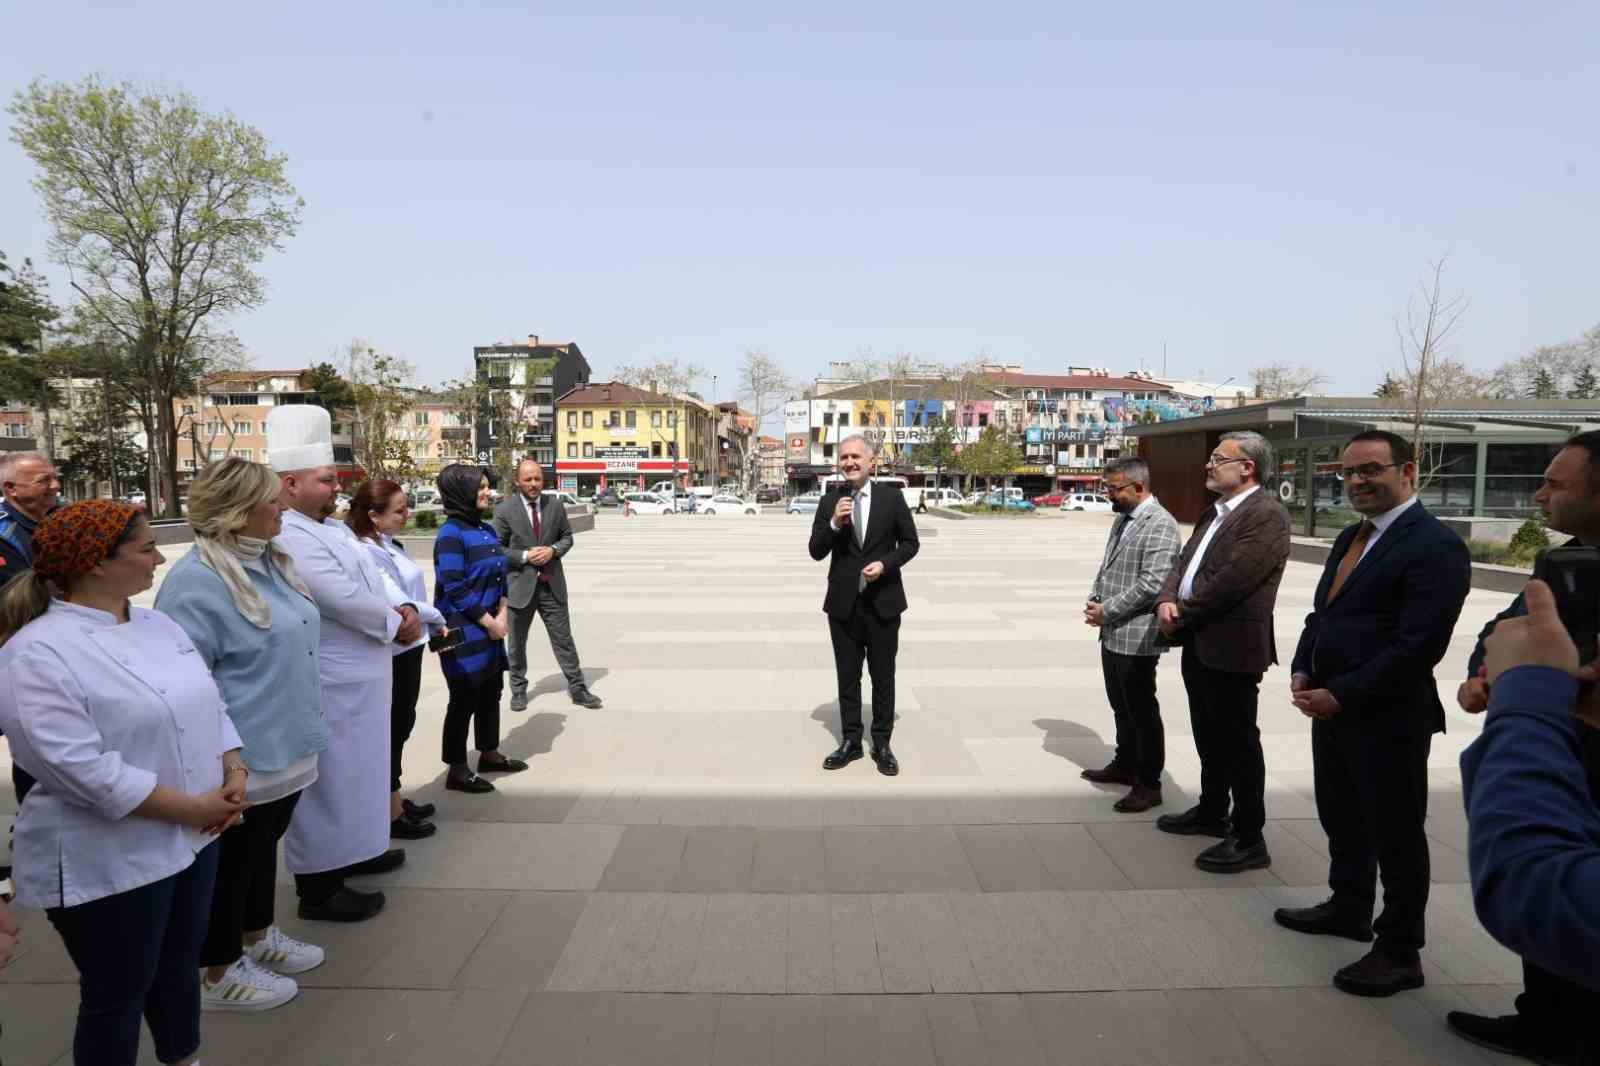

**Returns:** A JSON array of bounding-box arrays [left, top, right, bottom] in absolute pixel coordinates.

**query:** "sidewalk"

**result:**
[[1, 512, 1522, 1064]]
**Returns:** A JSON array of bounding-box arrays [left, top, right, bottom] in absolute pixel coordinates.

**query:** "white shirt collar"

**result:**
[[1126, 495, 1155, 519], [51, 599, 124, 627], [847, 480, 871, 497], [1369, 494, 1419, 533], [1217, 483, 1261, 515]]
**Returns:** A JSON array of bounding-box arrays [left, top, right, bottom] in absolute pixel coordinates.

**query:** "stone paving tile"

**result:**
[[823, 826, 981, 893], [1, 984, 78, 1066], [674, 826, 759, 892], [455, 890, 591, 990], [751, 828, 829, 893], [355, 822, 624, 891], [597, 825, 691, 890], [785, 894, 835, 992], [829, 894, 886, 993], [691, 894, 789, 993], [956, 824, 1058, 891], [1018, 823, 1135, 889], [277, 885, 511, 989]]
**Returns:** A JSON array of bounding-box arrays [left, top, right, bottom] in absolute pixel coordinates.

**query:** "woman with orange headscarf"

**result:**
[[0, 500, 246, 1066]]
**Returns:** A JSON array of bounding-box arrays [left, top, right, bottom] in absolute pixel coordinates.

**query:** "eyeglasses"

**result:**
[[1336, 462, 1400, 482], [1205, 454, 1250, 469], [1103, 481, 1136, 494]]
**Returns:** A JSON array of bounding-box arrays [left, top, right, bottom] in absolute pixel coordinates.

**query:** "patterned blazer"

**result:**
[[1091, 496, 1183, 657]]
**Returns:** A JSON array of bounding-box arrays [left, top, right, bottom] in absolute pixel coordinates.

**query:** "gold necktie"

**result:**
[[1325, 520, 1376, 603]]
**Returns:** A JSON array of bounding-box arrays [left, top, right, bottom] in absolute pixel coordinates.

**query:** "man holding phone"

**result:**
[[1448, 432, 1600, 1061]]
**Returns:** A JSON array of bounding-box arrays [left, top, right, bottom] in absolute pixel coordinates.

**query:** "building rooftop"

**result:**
[[557, 381, 708, 408], [1132, 394, 1600, 437], [984, 371, 1177, 392]]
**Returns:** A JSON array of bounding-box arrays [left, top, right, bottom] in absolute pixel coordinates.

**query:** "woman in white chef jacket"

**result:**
[[0, 499, 247, 1066], [347, 477, 446, 839]]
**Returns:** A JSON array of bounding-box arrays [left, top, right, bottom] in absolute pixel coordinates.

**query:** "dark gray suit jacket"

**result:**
[[491, 493, 574, 608]]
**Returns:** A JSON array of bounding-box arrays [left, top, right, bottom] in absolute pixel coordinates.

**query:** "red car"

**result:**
[[1031, 492, 1066, 507]]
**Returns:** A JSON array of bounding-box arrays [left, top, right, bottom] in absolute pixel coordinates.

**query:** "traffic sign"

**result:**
[[477, 451, 489, 462]]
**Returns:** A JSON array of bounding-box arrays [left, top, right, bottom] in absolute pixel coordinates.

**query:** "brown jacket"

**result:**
[[1155, 486, 1291, 675]]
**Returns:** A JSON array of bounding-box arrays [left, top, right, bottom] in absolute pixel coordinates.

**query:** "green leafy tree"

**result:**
[[915, 415, 960, 488], [305, 362, 355, 410], [1374, 374, 1403, 399], [9, 77, 303, 517], [0, 251, 59, 354], [956, 425, 1024, 499]]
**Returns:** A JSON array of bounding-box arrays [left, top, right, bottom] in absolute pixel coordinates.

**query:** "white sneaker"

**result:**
[[247, 925, 326, 975], [201, 957, 298, 1012]]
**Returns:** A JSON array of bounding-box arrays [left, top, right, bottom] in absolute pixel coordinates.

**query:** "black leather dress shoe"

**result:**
[[1195, 837, 1271, 873], [391, 816, 437, 840], [1081, 763, 1138, 786], [1274, 899, 1373, 941], [570, 687, 603, 709], [871, 747, 899, 776], [401, 799, 436, 820], [478, 753, 529, 774], [339, 848, 406, 878], [823, 742, 864, 770], [1333, 949, 1424, 997], [298, 886, 386, 923], [1445, 1011, 1571, 1064], [447, 770, 496, 794], [1113, 784, 1162, 813], [1155, 805, 1231, 838]]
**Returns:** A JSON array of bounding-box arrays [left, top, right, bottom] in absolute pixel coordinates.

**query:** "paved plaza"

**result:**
[[1, 510, 1528, 1065]]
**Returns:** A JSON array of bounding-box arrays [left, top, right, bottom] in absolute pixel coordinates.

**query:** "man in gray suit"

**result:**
[[491, 459, 603, 711], [1082, 458, 1183, 813]]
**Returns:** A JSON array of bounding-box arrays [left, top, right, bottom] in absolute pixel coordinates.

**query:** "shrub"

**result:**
[[413, 509, 438, 530], [1508, 516, 1549, 560]]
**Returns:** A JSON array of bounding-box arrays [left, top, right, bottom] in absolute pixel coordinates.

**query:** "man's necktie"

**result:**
[[1325, 519, 1375, 603], [530, 499, 549, 584], [1109, 513, 1129, 547], [854, 490, 867, 593]]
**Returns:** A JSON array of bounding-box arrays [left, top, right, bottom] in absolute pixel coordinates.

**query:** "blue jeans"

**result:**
[[47, 841, 220, 1066]]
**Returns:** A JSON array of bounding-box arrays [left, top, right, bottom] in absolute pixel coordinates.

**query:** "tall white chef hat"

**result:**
[[267, 404, 336, 472]]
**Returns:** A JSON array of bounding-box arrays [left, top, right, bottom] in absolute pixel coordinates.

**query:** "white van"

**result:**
[[904, 486, 964, 509]]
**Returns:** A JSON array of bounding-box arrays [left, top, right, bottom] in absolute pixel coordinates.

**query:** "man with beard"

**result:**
[[1081, 458, 1182, 813], [1278, 430, 1471, 997], [269, 406, 420, 922], [1446, 431, 1600, 1060]]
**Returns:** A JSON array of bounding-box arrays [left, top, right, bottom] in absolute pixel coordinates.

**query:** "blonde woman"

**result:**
[[154, 458, 329, 1012]]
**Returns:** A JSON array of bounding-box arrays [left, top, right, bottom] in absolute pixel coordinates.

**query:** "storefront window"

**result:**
[[1416, 442, 1476, 516]]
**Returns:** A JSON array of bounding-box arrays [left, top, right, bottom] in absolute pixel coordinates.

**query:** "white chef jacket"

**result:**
[[361, 533, 447, 655], [274, 510, 398, 874], [0, 601, 241, 909]]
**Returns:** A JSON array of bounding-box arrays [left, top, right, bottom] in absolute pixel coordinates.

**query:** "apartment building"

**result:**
[[554, 381, 715, 496]]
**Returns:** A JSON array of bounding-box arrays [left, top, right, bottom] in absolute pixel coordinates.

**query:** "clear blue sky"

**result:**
[[4, 1, 1597, 406]]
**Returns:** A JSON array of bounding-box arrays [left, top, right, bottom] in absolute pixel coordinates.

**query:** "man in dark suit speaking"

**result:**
[[1278, 430, 1471, 998], [809, 434, 920, 776], [491, 459, 603, 712]]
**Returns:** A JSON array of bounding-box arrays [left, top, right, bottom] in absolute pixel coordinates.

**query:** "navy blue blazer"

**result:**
[[1290, 501, 1471, 736]]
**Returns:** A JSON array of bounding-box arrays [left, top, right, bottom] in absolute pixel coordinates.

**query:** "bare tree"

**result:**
[[1393, 257, 1471, 486], [1250, 362, 1328, 400], [613, 357, 709, 488], [734, 349, 794, 492]]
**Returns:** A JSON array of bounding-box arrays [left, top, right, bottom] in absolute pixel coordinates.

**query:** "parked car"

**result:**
[[541, 490, 580, 508], [981, 492, 1037, 512], [594, 487, 622, 508], [622, 491, 676, 516], [908, 487, 965, 509], [755, 485, 783, 504], [1031, 492, 1067, 508], [701, 493, 760, 515], [1060, 493, 1113, 513], [787, 491, 822, 515]]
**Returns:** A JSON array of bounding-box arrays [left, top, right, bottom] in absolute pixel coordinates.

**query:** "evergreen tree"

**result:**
[[1528, 367, 1559, 399], [1570, 365, 1599, 400]]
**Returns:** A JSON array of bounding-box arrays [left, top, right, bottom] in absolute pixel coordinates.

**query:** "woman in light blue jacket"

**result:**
[[155, 458, 329, 1013]]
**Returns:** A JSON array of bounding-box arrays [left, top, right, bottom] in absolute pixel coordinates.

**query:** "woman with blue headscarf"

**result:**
[[432, 465, 526, 793]]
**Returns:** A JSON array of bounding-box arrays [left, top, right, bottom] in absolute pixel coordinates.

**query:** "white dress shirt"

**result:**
[[0, 602, 241, 909], [1357, 494, 1419, 562], [830, 481, 871, 541], [1178, 484, 1262, 601]]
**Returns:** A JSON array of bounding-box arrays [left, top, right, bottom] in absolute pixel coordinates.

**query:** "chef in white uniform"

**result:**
[[267, 406, 422, 922]]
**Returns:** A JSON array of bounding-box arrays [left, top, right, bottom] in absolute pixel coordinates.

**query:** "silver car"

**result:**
[[787, 491, 822, 515]]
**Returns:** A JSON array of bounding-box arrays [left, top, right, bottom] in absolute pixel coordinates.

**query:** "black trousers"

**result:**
[[443, 671, 504, 765], [1312, 718, 1431, 956], [200, 790, 302, 969], [391, 646, 424, 792], [13, 763, 35, 805], [828, 602, 900, 748], [1100, 648, 1164, 788], [1180, 646, 1266, 842], [48, 841, 219, 1066]]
